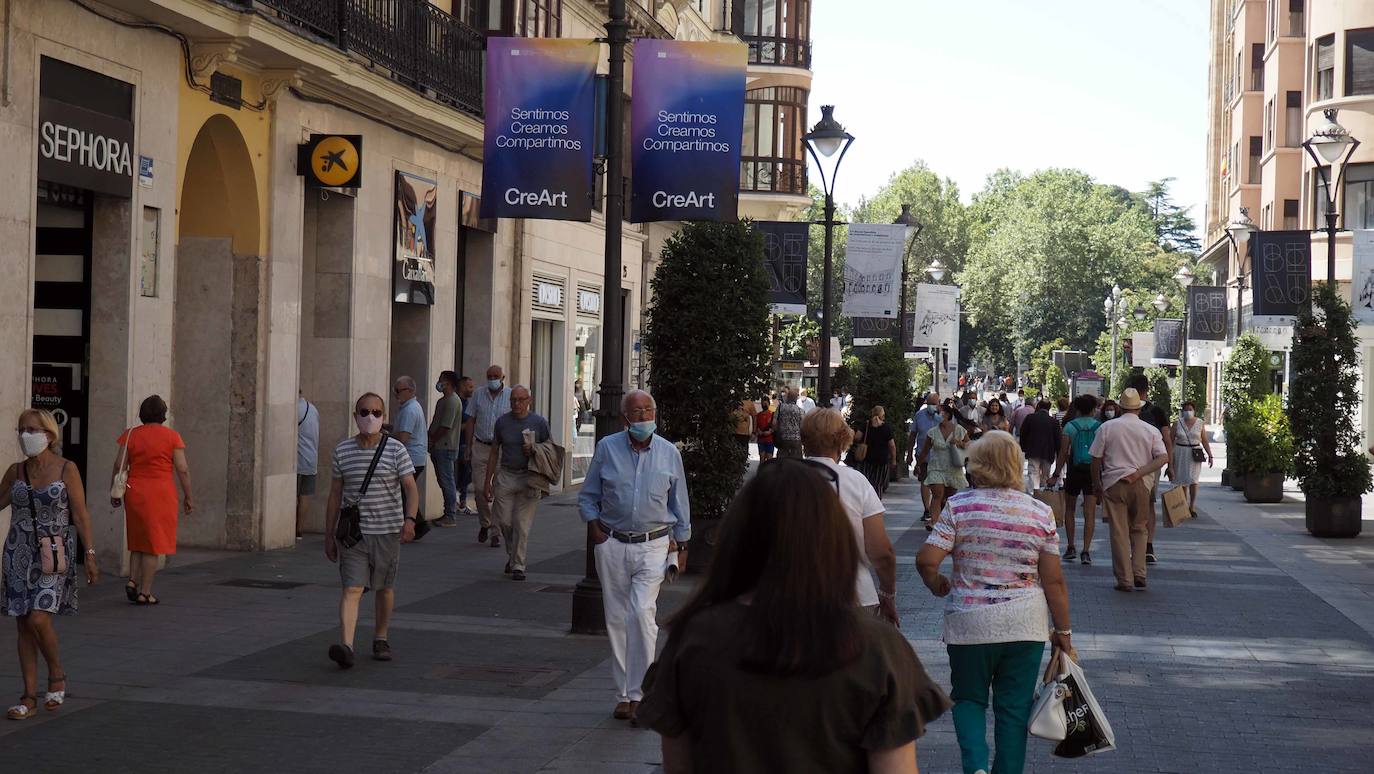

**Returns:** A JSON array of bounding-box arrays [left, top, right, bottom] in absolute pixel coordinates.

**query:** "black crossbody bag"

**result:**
[[336, 434, 389, 550]]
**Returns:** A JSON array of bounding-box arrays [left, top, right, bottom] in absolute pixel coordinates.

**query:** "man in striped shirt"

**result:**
[[324, 392, 418, 669], [463, 365, 511, 547]]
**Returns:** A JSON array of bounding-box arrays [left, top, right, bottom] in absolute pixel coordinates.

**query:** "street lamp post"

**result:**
[[1105, 284, 1123, 391], [894, 204, 924, 352], [803, 106, 855, 400], [1303, 108, 1361, 283], [926, 258, 948, 393], [1225, 208, 1257, 339], [1175, 265, 1196, 405]]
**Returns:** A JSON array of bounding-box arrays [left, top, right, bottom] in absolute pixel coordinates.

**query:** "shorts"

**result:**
[[340, 532, 401, 590], [758, 441, 775, 454], [1064, 464, 1094, 497], [297, 474, 317, 496]]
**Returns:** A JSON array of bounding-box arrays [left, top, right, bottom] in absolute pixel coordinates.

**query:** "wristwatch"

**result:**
[[404, 516, 417, 523], [85, 548, 97, 556], [1054, 629, 1072, 636]]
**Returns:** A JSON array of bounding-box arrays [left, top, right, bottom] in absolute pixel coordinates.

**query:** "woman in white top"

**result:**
[[801, 409, 899, 626], [1170, 401, 1213, 516], [916, 431, 1073, 774]]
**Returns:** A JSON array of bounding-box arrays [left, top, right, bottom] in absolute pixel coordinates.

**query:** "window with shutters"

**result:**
[[1315, 35, 1335, 100], [1284, 91, 1302, 147], [1283, 199, 1300, 230], [741, 86, 808, 194], [1251, 44, 1265, 91], [1344, 164, 1374, 230], [1264, 99, 1274, 152], [1286, 0, 1303, 37], [1248, 136, 1262, 184], [1347, 29, 1374, 96]]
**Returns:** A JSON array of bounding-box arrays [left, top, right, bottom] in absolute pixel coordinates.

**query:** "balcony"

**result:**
[[742, 35, 811, 68], [741, 158, 807, 195], [241, 0, 484, 117]]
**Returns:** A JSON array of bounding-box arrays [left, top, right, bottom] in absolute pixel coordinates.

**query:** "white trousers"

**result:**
[[1026, 458, 1053, 492], [595, 534, 669, 702]]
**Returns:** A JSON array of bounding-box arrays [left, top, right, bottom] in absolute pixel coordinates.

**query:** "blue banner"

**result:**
[[630, 40, 747, 223], [480, 38, 597, 221]]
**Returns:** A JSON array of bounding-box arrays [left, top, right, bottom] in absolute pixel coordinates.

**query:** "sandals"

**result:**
[[44, 675, 66, 711], [126, 581, 138, 603], [136, 592, 160, 605], [6, 695, 36, 720]]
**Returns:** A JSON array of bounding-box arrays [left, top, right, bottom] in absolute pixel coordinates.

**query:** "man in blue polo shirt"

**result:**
[[906, 392, 943, 524], [391, 376, 429, 536]]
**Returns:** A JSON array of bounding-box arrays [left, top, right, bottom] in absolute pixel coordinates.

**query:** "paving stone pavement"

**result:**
[[0, 447, 1371, 772]]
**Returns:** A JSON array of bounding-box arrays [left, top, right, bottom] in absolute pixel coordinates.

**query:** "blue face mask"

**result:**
[[487, 379, 503, 391], [628, 420, 656, 441]]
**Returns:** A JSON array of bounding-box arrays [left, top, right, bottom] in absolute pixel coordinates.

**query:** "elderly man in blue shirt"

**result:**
[[392, 375, 430, 535], [579, 389, 689, 725]]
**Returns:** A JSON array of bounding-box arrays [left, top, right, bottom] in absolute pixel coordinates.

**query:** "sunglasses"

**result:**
[[760, 457, 840, 493], [357, 409, 383, 418], [393, 386, 412, 394]]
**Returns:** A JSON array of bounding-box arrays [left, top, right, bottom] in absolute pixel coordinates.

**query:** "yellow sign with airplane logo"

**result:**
[[298, 134, 362, 188]]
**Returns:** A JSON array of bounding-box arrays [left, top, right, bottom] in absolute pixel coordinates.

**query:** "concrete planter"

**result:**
[[1305, 496, 1363, 538], [1242, 472, 1284, 503], [1230, 472, 1247, 492], [1220, 468, 1231, 487]]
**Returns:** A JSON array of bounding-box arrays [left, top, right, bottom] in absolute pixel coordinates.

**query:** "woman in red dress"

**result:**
[[110, 395, 193, 605]]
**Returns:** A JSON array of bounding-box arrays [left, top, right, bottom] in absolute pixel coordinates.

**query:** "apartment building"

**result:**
[[0, 0, 814, 559], [1200, 0, 1374, 431]]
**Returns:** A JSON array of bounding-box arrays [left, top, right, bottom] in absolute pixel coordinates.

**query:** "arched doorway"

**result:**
[[174, 114, 263, 549]]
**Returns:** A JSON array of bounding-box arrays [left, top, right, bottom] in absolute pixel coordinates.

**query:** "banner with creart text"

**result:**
[[910, 282, 961, 351], [630, 40, 746, 222], [755, 221, 809, 315], [841, 224, 905, 318], [1353, 230, 1374, 326], [481, 38, 597, 221], [1251, 229, 1311, 325]]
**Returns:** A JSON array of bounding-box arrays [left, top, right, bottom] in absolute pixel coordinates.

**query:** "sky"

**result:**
[[806, 0, 1210, 222]]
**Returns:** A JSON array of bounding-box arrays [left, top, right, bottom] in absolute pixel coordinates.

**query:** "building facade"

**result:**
[[0, 0, 814, 560], [1201, 0, 1374, 434]]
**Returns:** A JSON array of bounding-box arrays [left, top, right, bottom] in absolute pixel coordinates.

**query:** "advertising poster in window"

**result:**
[[1250, 229, 1311, 325], [1352, 230, 1374, 326], [481, 37, 597, 221], [755, 220, 808, 314], [1152, 318, 1184, 365], [394, 170, 437, 305], [630, 40, 747, 222], [841, 224, 905, 318], [1187, 286, 1228, 341], [909, 282, 961, 351]]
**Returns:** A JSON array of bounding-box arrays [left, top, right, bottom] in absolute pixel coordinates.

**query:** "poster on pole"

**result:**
[[910, 282, 960, 350], [1131, 332, 1154, 367], [1251, 230, 1311, 325], [853, 317, 900, 347], [755, 221, 808, 315], [1187, 286, 1228, 341], [630, 40, 747, 222], [1152, 318, 1184, 365], [480, 37, 597, 221], [393, 171, 437, 305], [1353, 230, 1374, 326], [841, 224, 905, 318]]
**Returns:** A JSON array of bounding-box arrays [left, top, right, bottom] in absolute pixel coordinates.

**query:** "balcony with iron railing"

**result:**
[[740, 157, 807, 196], [235, 0, 484, 117], [742, 35, 811, 68]]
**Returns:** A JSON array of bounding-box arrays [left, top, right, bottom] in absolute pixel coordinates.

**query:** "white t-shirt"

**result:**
[[806, 456, 884, 606], [798, 396, 817, 414]]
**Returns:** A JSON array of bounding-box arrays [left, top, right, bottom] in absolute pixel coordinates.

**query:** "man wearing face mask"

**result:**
[[906, 393, 943, 523], [391, 376, 428, 536], [463, 365, 511, 547], [483, 386, 551, 581], [428, 372, 463, 528], [578, 389, 689, 725]]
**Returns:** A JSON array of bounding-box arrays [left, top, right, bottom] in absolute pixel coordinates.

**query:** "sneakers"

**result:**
[[511, 569, 526, 581], [1145, 543, 1157, 564], [459, 503, 475, 515], [478, 526, 489, 543], [1134, 578, 1148, 589], [490, 533, 502, 548], [372, 639, 393, 661], [434, 515, 458, 528], [921, 510, 931, 523], [1080, 550, 1092, 566], [1062, 546, 1078, 562], [328, 644, 355, 669]]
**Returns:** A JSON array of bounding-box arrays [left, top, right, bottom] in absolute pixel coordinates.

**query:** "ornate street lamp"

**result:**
[[1303, 108, 1361, 282], [1225, 207, 1258, 338], [1152, 293, 1170, 315], [893, 203, 924, 348], [1175, 265, 1195, 401], [804, 105, 855, 400], [926, 258, 947, 283], [1105, 284, 1124, 392]]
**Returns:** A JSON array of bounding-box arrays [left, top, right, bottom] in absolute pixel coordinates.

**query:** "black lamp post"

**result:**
[[1225, 207, 1257, 339], [893, 204, 924, 350], [1303, 108, 1361, 283], [571, 0, 628, 636], [803, 105, 855, 400]]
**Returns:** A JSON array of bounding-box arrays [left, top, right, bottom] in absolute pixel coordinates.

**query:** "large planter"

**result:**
[[1220, 468, 1231, 487], [1306, 495, 1364, 538], [1230, 472, 1247, 492], [1242, 472, 1284, 503]]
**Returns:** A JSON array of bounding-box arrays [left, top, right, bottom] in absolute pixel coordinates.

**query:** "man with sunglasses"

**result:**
[[483, 385, 551, 581], [391, 376, 429, 536], [579, 389, 689, 725]]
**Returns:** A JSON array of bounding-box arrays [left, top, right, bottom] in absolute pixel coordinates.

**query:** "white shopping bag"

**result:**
[[1051, 654, 1116, 758]]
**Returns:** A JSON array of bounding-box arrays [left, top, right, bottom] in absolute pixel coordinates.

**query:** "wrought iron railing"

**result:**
[[741, 34, 811, 68], [740, 158, 807, 195], [243, 0, 484, 117]]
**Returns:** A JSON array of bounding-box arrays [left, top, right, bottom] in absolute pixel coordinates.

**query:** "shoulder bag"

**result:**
[[855, 427, 869, 462], [22, 461, 68, 575], [110, 426, 134, 500], [335, 434, 389, 550]]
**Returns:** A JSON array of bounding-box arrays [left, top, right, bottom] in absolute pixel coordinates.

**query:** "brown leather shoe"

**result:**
[[629, 700, 641, 727], [613, 701, 632, 720], [477, 527, 489, 543]]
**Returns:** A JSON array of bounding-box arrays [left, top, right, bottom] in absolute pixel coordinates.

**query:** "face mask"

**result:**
[[487, 379, 503, 391], [1182, 410, 1194, 420], [355, 413, 384, 435], [19, 432, 48, 458], [628, 420, 656, 441], [435, 381, 447, 394], [1104, 410, 1116, 419], [927, 405, 938, 414]]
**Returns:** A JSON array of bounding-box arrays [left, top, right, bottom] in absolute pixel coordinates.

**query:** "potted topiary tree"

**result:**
[[1288, 282, 1373, 537], [850, 340, 918, 480], [1229, 395, 1294, 503], [1220, 332, 1271, 488]]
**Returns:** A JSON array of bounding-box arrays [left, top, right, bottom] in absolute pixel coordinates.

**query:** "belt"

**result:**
[[475, 438, 493, 445], [598, 522, 672, 544]]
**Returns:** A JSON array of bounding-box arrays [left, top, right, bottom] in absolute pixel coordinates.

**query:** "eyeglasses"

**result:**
[[357, 409, 383, 418], [625, 408, 656, 419], [393, 386, 412, 395], [760, 457, 840, 494]]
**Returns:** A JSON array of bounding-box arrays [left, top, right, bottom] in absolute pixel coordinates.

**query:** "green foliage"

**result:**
[[1228, 395, 1296, 476], [777, 316, 819, 360], [644, 221, 772, 521], [1146, 367, 1172, 411], [850, 340, 917, 457], [1221, 332, 1271, 416], [1288, 283, 1374, 498], [1044, 365, 1069, 402], [913, 361, 933, 396], [832, 353, 861, 395], [1028, 339, 1067, 389], [1135, 178, 1201, 255], [1172, 367, 1208, 418]]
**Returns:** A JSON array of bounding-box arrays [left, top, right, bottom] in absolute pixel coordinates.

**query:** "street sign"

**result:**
[[298, 134, 362, 189]]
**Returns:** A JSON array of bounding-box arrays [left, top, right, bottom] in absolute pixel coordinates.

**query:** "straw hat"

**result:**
[[1118, 388, 1144, 410]]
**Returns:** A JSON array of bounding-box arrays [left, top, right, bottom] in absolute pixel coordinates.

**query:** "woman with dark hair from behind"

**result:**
[[639, 459, 949, 773]]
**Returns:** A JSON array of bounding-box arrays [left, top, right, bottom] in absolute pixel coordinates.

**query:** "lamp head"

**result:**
[[1152, 293, 1170, 313], [1226, 207, 1257, 239], [804, 105, 853, 158], [926, 258, 947, 283], [1175, 265, 1195, 288], [894, 204, 923, 240], [1306, 108, 1356, 165], [1133, 304, 1148, 321]]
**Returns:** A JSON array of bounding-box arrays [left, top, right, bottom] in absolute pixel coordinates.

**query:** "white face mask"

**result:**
[[1104, 410, 1116, 419], [19, 432, 48, 458], [355, 412, 384, 435], [1182, 410, 1195, 420]]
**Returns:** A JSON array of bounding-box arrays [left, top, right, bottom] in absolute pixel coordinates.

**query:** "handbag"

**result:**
[[1029, 648, 1072, 741], [1190, 446, 1206, 463], [22, 462, 68, 575], [111, 426, 134, 500], [855, 429, 869, 462], [335, 433, 389, 550]]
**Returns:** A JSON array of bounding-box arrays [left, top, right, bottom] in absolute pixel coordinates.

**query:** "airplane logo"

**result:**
[[319, 149, 348, 174], [304, 135, 361, 187]]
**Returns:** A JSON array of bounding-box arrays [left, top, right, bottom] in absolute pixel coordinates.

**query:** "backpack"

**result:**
[[1066, 417, 1100, 466]]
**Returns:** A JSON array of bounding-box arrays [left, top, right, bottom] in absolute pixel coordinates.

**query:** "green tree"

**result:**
[[1221, 332, 1271, 415], [799, 186, 852, 344], [1288, 282, 1373, 499], [913, 361, 933, 396], [1044, 364, 1069, 402], [1136, 178, 1201, 255], [833, 354, 861, 395], [644, 222, 772, 529], [1028, 338, 1067, 388], [1146, 367, 1173, 412], [777, 316, 819, 360], [850, 340, 917, 461]]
